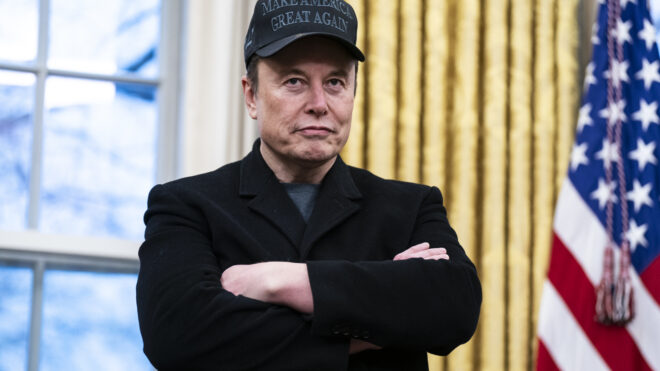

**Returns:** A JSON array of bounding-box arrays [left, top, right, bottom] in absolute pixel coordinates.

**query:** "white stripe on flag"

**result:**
[[553, 179, 660, 370], [553, 180, 607, 284], [628, 272, 660, 370], [537, 281, 610, 371]]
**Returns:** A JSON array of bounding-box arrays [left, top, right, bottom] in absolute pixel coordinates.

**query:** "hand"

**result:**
[[349, 339, 382, 354], [220, 263, 273, 302], [393, 242, 449, 261], [220, 262, 314, 313]]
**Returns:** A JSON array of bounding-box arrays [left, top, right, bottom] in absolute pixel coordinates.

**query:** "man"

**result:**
[[136, 1, 481, 370]]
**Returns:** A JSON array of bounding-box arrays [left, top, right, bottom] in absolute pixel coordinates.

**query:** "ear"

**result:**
[[242, 76, 258, 120]]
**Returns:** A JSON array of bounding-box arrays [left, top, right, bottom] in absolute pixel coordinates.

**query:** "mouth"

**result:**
[[296, 126, 335, 136]]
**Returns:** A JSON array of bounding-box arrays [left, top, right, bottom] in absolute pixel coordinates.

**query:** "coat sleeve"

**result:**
[[306, 186, 482, 355], [136, 184, 349, 371]]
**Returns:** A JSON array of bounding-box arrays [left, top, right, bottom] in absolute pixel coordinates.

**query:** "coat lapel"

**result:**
[[239, 140, 363, 259], [239, 142, 306, 250], [299, 157, 362, 260]]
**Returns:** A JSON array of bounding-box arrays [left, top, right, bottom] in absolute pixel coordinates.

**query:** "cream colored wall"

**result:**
[[578, 0, 598, 87], [180, 0, 259, 177]]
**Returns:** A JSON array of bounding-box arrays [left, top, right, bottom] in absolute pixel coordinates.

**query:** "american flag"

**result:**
[[536, 0, 660, 370]]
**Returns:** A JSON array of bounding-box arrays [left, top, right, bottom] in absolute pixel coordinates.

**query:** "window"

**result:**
[[0, 0, 179, 238], [0, 253, 151, 371], [0, 0, 182, 369]]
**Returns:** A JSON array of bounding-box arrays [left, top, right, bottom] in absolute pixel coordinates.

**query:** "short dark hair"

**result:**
[[246, 55, 261, 94], [245, 55, 359, 95]]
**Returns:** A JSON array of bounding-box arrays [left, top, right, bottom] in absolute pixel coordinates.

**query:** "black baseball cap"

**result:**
[[244, 0, 365, 67]]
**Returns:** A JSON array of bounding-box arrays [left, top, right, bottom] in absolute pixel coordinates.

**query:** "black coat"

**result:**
[[137, 140, 481, 371]]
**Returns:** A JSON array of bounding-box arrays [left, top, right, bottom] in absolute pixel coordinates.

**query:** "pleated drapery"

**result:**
[[343, 1, 580, 370]]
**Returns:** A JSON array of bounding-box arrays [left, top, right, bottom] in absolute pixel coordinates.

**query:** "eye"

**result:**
[[328, 78, 343, 87], [285, 78, 301, 86]]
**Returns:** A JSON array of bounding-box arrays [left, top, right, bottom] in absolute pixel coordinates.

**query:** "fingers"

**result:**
[[408, 248, 449, 260], [393, 243, 450, 261], [410, 247, 449, 260], [407, 242, 431, 252], [393, 242, 429, 260]]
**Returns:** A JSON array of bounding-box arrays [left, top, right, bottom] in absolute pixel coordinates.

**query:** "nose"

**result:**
[[305, 82, 328, 117]]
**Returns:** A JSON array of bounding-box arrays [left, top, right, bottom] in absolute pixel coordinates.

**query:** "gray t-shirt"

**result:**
[[282, 183, 320, 223]]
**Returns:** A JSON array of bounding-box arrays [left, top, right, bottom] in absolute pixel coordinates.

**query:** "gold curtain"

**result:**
[[343, 0, 580, 370]]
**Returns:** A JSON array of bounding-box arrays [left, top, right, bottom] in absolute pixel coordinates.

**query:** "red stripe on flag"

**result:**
[[536, 339, 561, 371], [548, 234, 652, 371], [640, 255, 660, 306]]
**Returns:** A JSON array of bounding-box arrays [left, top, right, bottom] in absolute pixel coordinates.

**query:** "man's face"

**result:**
[[243, 36, 356, 168]]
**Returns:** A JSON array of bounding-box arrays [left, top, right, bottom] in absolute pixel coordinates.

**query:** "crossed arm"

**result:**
[[138, 183, 481, 369], [220, 242, 450, 354]]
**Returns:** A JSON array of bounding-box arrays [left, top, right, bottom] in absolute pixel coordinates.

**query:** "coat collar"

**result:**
[[238, 139, 362, 258], [238, 139, 361, 199]]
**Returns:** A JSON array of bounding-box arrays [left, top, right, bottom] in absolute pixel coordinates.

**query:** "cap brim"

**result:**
[[254, 32, 365, 62]]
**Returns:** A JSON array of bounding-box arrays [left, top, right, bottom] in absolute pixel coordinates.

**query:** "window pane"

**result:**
[[40, 77, 157, 240], [0, 0, 38, 64], [0, 265, 33, 371], [0, 70, 35, 230], [49, 0, 161, 77], [40, 270, 152, 371]]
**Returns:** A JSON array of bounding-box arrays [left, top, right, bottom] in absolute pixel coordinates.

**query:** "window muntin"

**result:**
[[0, 0, 164, 240]]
